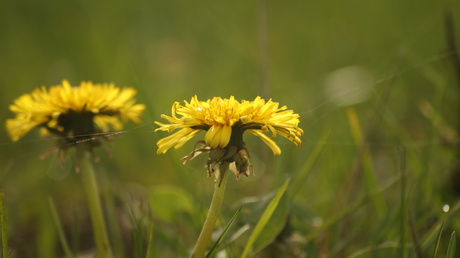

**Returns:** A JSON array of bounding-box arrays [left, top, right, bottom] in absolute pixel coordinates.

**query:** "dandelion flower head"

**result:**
[[155, 95, 303, 178], [6, 80, 146, 149]]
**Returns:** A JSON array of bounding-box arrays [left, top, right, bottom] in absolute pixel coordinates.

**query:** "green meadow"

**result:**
[[0, 1, 459, 257]]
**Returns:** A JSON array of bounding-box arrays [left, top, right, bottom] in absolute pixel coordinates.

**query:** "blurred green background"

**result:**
[[1, 0, 460, 257]]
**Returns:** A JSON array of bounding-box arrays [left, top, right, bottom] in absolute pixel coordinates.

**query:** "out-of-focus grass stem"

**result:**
[[48, 197, 73, 258], [399, 146, 407, 258], [1, 189, 8, 258]]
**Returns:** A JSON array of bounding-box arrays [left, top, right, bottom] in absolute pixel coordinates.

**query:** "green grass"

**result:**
[[1, 190, 8, 258], [1, 0, 460, 257]]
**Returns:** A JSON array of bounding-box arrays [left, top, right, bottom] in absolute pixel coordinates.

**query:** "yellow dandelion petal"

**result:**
[[5, 116, 46, 142], [247, 129, 282, 156], [156, 128, 200, 154], [94, 116, 123, 131], [205, 125, 232, 148], [205, 125, 221, 148]]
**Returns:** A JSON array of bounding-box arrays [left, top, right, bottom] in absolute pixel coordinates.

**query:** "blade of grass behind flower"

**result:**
[[408, 209, 424, 258], [349, 242, 402, 257], [305, 173, 401, 243], [48, 196, 73, 258], [1, 190, 8, 258], [145, 221, 154, 258], [205, 205, 242, 258], [289, 128, 330, 200], [421, 200, 460, 250], [406, 51, 447, 191], [346, 107, 386, 216], [431, 220, 444, 258], [240, 179, 290, 258], [101, 172, 125, 257], [129, 207, 147, 258], [260, 128, 328, 256], [398, 146, 408, 258], [446, 231, 456, 258]]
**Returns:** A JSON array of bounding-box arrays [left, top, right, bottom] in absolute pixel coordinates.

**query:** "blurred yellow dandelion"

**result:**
[[155, 95, 303, 178], [5, 80, 145, 149]]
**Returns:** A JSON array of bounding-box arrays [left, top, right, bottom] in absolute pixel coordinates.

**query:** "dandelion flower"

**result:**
[[155, 95, 303, 178], [5, 80, 145, 150]]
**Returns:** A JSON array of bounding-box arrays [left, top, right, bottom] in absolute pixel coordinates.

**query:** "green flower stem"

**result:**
[[77, 148, 113, 258], [192, 163, 229, 258]]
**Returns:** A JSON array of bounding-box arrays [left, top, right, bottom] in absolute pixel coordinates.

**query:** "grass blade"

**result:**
[[349, 242, 402, 257], [145, 222, 154, 258], [399, 146, 408, 258], [1, 190, 8, 258], [241, 179, 290, 258], [305, 174, 401, 243], [422, 200, 460, 249], [431, 220, 444, 258], [408, 210, 424, 258], [205, 205, 242, 258], [446, 231, 456, 258], [48, 196, 73, 258], [346, 107, 386, 216], [289, 128, 330, 200]]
